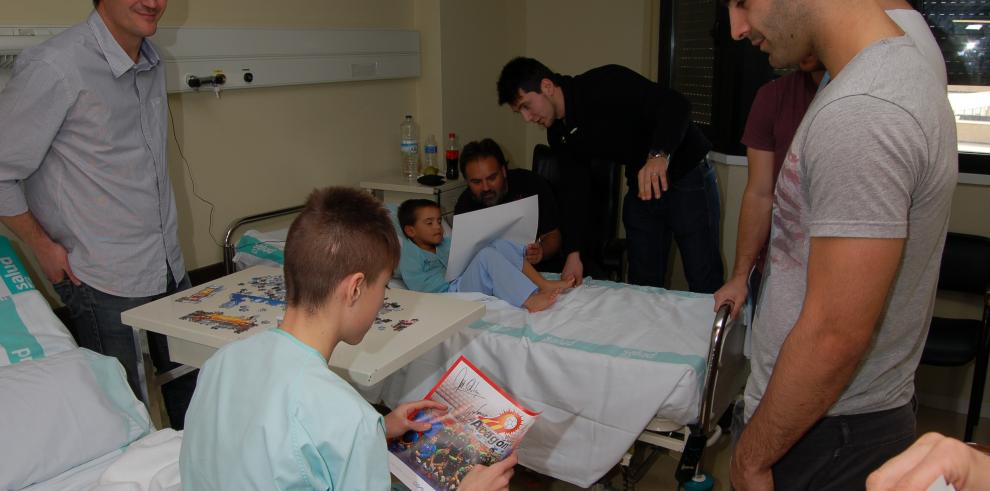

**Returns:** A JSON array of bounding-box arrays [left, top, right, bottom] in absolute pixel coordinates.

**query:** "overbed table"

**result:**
[[122, 265, 484, 421]]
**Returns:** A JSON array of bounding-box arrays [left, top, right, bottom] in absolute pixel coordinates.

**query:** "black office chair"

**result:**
[[531, 144, 626, 281], [920, 232, 990, 442]]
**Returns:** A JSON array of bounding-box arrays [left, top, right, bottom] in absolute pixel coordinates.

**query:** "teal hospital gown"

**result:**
[[179, 328, 390, 490]]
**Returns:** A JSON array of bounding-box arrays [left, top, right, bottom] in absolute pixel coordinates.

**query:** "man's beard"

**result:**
[[479, 191, 499, 207]]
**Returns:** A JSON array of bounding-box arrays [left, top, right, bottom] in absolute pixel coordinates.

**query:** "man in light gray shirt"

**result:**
[[724, 0, 957, 489], [0, 0, 191, 426]]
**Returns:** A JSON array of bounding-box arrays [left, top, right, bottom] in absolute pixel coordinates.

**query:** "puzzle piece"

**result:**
[[391, 318, 419, 332], [175, 285, 223, 304], [181, 310, 257, 333]]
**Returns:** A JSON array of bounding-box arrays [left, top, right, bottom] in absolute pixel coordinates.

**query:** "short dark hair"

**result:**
[[93, 0, 100, 6], [497, 57, 555, 106], [459, 138, 508, 176], [397, 199, 440, 239], [284, 187, 400, 312]]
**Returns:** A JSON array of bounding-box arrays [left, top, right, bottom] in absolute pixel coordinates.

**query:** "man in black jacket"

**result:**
[[497, 57, 723, 292]]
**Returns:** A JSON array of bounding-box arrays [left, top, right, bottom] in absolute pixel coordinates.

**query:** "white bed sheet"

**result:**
[[375, 280, 713, 488], [22, 430, 182, 491], [22, 450, 123, 491]]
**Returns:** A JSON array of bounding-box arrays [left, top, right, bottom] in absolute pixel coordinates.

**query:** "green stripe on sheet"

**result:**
[[236, 234, 285, 265], [0, 296, 43, 364], [583, 278, 709, 298], [467, 320, 706, 374]]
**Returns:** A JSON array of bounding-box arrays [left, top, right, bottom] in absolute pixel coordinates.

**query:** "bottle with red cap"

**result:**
[[445, 132, 459, 180]]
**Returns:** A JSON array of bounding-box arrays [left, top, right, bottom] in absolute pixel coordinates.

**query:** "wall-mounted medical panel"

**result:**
[[0, 26, 420, 93]]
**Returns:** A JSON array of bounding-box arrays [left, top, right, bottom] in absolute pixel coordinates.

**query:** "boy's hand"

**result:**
[[383, 400, 447, 439], [458, 452, 517, 491], [525, 242, 544, 264]]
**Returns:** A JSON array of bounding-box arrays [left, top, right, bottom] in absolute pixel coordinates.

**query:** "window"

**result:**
[[659, 0, 774, 155], [916, 0, 990, 174], [663, 0, 716, 127]]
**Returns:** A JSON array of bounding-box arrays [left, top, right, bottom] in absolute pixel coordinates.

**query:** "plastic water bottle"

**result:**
[[400, 115, 419, 180], [445, 132, 459, 180], [423, 135, 439, 175]]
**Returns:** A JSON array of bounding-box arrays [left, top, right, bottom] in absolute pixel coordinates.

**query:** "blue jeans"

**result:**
[[53, 270, 194, 428], [623, 159, 724, 293]]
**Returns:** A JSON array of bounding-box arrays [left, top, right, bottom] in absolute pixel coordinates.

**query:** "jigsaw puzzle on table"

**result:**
[[177, 274, 414, 335], [372, 298, 419, 332], [177, 274, 286, 334]]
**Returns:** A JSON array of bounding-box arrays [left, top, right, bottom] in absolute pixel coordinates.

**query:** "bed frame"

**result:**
[[222, 205, 303, 274], [223, 207, 749, 488], [612, 302, 748, 489]]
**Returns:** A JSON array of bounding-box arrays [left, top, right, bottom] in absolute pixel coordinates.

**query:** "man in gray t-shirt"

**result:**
[[724, 0, 957, 489]]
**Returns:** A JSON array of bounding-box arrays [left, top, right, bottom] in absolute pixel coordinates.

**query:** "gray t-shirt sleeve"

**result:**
[[802, 95, 927, 239]]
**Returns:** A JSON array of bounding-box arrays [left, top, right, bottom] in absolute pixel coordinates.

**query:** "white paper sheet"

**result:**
[[927, 476, 956, 491], [445, 195, 539, 281]]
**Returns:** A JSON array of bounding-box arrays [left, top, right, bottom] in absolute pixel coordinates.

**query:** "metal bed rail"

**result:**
[[222, 205, 304, 274], [618, 302, 748, 489]]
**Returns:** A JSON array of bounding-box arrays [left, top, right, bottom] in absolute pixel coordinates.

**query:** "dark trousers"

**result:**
[[53, 270, 197, 429], [732, 399, 917, 490], [623, 159, 724, 293]]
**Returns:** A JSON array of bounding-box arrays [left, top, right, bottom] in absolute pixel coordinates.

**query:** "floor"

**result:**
[[507, 406, 990, 490]]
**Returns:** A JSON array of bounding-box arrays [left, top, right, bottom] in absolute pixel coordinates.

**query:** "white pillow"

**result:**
[[232, 229, 287, 271], [0, 236, 76, 366], [0, 348, 151, 489]]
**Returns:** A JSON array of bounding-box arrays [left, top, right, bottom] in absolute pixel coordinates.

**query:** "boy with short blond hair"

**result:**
[[180, 187, 516, 490]]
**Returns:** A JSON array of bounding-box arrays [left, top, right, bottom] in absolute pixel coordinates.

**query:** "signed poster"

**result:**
[[388, 356, 539, 491]]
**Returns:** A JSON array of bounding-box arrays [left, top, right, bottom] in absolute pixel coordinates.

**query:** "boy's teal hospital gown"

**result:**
[[180, 329, 391, 490], [399, 237, 537, 307]]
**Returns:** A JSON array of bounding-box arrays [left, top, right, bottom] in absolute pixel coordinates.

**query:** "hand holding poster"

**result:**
[[388, 356, 539, 491]]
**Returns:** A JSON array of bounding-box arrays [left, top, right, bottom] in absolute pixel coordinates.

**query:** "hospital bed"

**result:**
[[224, 209, 748, 489], [0, 236, 183, 491]]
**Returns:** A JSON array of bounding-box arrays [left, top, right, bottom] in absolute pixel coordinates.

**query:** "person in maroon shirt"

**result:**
[[714, 56, 825, 319]]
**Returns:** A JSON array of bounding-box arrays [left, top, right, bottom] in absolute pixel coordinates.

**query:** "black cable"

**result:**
[[166, 97, 223, 248]]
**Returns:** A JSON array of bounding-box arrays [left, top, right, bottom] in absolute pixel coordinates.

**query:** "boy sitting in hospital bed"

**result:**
[[179, 187, 516, 490], [397, 199, 572, 313]]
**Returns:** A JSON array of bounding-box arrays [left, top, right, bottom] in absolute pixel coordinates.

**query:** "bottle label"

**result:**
[[425, 145, 438, 154], [446, 150, 459, 159], [401, 142, 418, 153]]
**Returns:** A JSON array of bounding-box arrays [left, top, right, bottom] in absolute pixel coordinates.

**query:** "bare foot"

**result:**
[[538, 277, 575, 292], [522, 288, 560, 313]]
